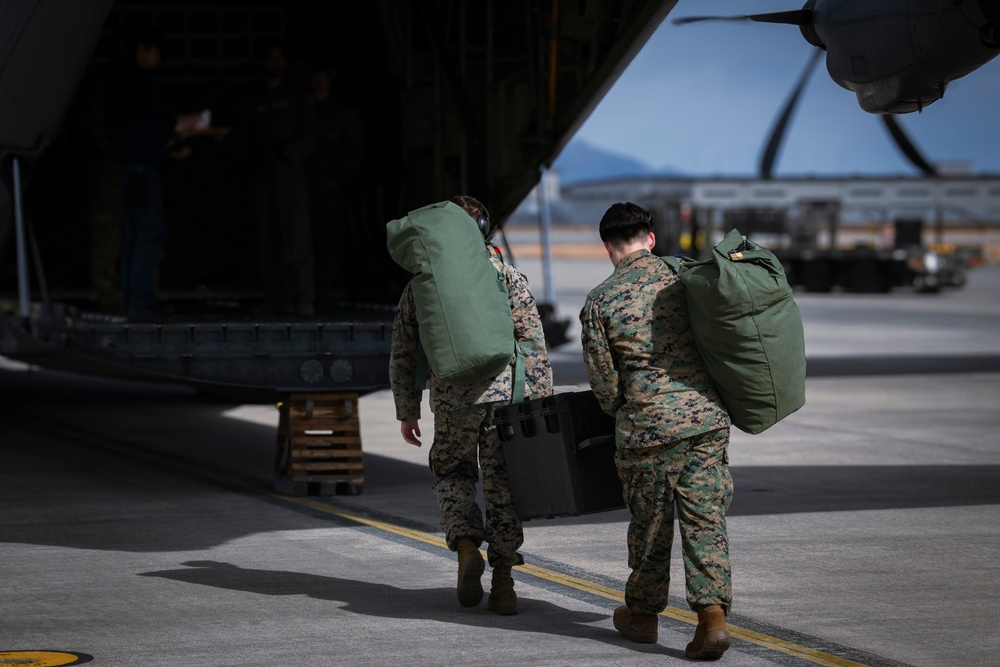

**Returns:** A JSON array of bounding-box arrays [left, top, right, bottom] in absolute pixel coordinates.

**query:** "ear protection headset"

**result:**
[[476, 209, 495, 239]]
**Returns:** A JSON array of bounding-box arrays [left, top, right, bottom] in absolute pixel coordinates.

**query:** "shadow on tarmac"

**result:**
[[138, 560, 686, 658]]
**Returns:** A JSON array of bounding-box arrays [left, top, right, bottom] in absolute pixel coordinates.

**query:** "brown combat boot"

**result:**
[[685, 604, 731, 660], [613, 605, 658, 643], [487, 565, 517, 615], [455, 538, 485, 607]]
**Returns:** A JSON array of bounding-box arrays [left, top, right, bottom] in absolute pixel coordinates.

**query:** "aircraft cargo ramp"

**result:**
[[1, 309, 393, 400]]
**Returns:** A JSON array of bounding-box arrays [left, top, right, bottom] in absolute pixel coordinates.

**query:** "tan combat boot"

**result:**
[[685, 604, 731, 660], [612, 605, 658, 643], [487, 565, 517, 615], [455, 538, 485, 607]]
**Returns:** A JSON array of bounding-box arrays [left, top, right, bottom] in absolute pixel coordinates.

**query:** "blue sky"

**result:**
[[572, 0, 1000, 177]]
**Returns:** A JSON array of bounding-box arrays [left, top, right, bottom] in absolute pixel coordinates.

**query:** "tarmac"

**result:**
[[2, 236, 999, 667]]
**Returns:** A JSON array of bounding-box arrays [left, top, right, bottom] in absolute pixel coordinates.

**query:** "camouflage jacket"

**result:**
[[580, 248, 729, 448], [390, 248, 553, 420]]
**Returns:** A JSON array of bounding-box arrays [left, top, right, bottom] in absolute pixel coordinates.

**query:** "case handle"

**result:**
[[576, 435, 614, 454]]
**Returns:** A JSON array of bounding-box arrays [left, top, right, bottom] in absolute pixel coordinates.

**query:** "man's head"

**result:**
[[260, 40, 287, 80], [129, 26, 164, 70], [599, 202, 651, 245], [451, 195, 495, 239], [309, 58, 333, 99], [599, 202, 655, 265]]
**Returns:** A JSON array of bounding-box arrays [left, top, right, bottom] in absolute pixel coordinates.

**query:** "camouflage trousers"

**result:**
[[429, 403, 524, 567], [615, 427, 732, 615]]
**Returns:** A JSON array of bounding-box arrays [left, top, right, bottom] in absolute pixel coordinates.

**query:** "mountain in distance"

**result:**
[[552, 139, 678, 184], [507, 139, 681, 226]]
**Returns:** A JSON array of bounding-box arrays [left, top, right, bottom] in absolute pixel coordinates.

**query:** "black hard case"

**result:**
[[495, 390, 624, 520]]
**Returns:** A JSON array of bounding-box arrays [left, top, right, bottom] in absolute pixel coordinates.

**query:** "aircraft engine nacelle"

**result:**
[[814, 0, 1000, 114]]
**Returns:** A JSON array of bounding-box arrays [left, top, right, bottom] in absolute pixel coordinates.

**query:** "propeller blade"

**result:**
[[748, 10, 810, 25], [673, 10, 808, 26], [759, 49, 824, 180], [672, 15, 755, 25], [881, 115, 938, 177]]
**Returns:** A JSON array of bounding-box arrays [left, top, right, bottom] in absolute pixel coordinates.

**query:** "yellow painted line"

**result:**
[[280, 494, 450, 550], [278, 495, 870, 666], [19, 418, 870, 667]]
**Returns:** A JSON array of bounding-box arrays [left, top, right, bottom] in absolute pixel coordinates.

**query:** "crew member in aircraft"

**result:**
[[389, 195, 552, 615], [246, 40, 318, 317], [305, 57, 365, 303], [580, 202, 733, 660], [107, 25, 200, 321]]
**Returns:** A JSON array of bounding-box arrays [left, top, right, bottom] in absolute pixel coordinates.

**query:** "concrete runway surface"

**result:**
[[1, 242, 998, 667]]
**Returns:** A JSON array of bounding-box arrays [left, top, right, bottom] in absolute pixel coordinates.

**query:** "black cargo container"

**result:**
[[495, 390, 622, 521]]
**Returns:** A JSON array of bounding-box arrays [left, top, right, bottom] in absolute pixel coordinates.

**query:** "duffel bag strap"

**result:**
[[511, 343, 526, 404]]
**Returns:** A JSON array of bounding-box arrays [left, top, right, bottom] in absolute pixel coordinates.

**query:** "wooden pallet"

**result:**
[[274, 392, 364, 496]]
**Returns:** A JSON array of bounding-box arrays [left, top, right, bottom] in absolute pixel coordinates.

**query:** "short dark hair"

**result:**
[[599, 202, 651, 246], [450, 195, 496, 238], [450, 195, 487, 222]]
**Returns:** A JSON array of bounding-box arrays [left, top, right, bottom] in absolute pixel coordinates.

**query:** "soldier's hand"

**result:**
[[175, 113, 202, 134], [400, 420, 422, 447]]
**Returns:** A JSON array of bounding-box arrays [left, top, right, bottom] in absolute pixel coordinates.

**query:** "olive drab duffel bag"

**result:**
[[662, 228, 806, 434], [386, 200, 525, 398]]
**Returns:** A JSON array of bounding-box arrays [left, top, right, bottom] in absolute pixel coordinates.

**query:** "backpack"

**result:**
[[662, 228, 806, 434], [386, 200, 525, 398]]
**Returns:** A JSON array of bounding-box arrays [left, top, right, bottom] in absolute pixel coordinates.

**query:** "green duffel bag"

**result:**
[[387, 200, 521, 390], [663, 228, 806, 434]]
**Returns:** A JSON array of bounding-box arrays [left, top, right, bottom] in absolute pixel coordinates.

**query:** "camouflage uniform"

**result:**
[[580, 248, 733, 615], [390, 248, 552, 567]]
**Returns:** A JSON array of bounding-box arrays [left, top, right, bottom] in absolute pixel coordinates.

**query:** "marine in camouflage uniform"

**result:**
[[580, 202, 733, 659], [390, 196, 552, 613]]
